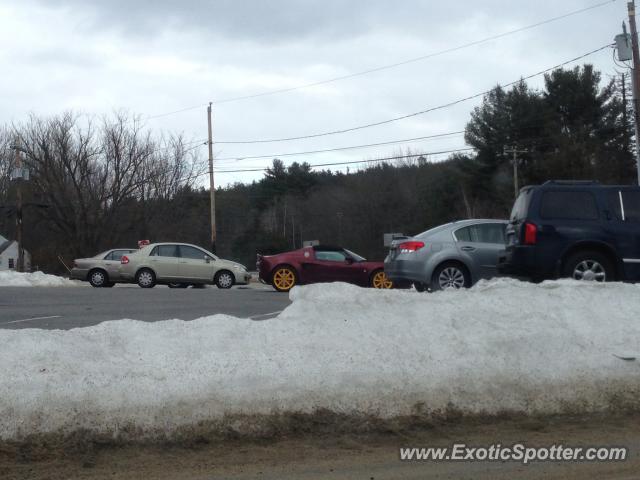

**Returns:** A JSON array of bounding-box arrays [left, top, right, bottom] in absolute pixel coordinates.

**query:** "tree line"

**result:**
[[0, 65, 636, 272]]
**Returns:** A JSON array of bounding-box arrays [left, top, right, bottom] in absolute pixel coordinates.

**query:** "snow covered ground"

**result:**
[[1, 278, 640, 441], [0, 270, 79, 287]]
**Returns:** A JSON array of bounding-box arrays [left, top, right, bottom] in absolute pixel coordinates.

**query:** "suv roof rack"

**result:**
[[542, 180, 600, 185]]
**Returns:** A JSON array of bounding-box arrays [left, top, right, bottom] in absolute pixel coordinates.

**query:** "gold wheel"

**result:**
[[272, 267, 297, 292], [372, 270, 393, 289]]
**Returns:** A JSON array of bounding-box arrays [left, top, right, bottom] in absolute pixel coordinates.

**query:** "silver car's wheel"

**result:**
[[438, 267, 466, 289], [88, 269, 108, 288], [136, 269, 156, 288], [432, 262, 470, 291], [215, 271, 234, 289], [572, 260, 606, 282]]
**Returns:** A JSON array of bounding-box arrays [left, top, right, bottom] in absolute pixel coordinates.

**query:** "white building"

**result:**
[[0, 234, 31, 271]]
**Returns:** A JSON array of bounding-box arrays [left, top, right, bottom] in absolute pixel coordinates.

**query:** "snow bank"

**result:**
[[0, 270, 79, 287], [1, 279, 640, 441]]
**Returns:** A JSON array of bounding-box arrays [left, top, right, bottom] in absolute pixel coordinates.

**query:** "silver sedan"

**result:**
[[71, 248, 138, 287], [118, 242, 250, 289], [384, 219, 507, 291]]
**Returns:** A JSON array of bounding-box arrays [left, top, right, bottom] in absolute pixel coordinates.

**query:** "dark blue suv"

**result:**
[[499, 181, 640, 282]]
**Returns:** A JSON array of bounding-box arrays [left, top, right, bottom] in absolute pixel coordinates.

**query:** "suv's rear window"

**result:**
[[510, 189, 532, 222], [623, 191, 640, 222], [540, 191, 599, 220]]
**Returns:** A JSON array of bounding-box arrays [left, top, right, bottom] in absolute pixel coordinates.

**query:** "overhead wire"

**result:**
[[213, 44, 614, 144], [144, 0, 617, 119]]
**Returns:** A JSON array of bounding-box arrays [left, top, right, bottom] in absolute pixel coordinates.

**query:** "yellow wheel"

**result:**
[[371, 270, 393, 289], [272, 266, 297, 292]]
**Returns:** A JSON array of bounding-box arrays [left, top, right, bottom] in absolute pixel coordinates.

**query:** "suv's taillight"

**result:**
[[398, 241, 425, 253], [121, 255, 130, 264], [523, 223, 537, 245]]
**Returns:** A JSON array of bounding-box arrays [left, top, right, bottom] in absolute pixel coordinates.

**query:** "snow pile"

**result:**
[[1, 278, 640, 441], [0, 270, 79, 287]]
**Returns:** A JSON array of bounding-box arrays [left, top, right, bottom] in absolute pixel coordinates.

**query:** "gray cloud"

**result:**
[[27, 0, 566, 42]]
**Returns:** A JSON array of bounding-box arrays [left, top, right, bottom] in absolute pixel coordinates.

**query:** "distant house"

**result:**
[[0, 234, 31, 271]]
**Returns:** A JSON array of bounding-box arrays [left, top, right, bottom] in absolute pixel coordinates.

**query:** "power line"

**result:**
[[213, 44, 613, 144], [145, 0, 617, 120], [213, 148, 475, 173], [214, 131, 465, 161]]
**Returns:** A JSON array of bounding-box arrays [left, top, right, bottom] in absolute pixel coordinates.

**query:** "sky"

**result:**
[[0, 0, 630, 186]]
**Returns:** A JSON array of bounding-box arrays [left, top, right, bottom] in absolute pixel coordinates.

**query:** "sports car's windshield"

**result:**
[[344, 249, 366, 262]]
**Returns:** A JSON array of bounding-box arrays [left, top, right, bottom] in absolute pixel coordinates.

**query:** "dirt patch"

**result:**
[[2, 412, 639, 480]]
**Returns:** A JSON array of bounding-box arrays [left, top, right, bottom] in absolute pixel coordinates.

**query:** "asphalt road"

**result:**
[[0, 284, 291, 330]]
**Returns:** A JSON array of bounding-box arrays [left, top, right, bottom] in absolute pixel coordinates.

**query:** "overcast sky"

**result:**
[[0, 0, 628, 185]]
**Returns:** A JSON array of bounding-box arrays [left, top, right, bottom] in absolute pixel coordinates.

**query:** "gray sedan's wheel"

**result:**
[[136, 268, 156, 288], [215, 270, 234, 289], [563, 251, 613, 282], [414, 282, 428, 292], [88, 269, 108, 288], [432, 262, 470, 291]]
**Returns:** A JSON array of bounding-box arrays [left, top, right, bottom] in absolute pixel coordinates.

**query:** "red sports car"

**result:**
[[257, 245, 394, 292]]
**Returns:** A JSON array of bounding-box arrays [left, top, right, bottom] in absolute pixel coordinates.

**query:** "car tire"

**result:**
[[271, 265, 297, 292], [104, 282, 115, 288], [88, 269, 109, 288], [215, 270, 234, 289], [414, 282, 428, 292], [370, 269, 393, 289], [562, 250, 614, 282], [431, 262, 471, 291], [136, 268, 156, 288]]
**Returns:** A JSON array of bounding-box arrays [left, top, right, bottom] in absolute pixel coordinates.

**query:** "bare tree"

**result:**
[[13, 112, 203, 256]]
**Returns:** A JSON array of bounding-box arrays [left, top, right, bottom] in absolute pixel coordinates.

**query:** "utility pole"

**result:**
[[504, 146, 528, 199], [207, 102, 217, 253], [11, 137, 24, 272], [628, 1, 640, 184]]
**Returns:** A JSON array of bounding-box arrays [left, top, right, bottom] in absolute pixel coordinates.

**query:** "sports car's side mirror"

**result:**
[[345, 257, 354, 265]]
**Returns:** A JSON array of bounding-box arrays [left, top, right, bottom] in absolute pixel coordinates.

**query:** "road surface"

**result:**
[[0, 284, 291, 330]]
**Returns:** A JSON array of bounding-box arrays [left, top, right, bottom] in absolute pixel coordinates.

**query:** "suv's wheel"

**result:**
[[88, 269, 108, 288], [432, 262, 470, 291], [563, 251, 613, 282], [136, 268, 156, 288], [215, 270, 234, 289]]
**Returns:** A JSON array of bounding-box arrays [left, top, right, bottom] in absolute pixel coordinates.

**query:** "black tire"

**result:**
[[431, 262, 471, 291], [136, 268, 156, 288], [168, 283, 189, 288], [88, 269, 109, 288], [414, 282, 428, 292], [104, 282, 115, 288], [215, 270, 234, 289], [562, 250, 614, 282]]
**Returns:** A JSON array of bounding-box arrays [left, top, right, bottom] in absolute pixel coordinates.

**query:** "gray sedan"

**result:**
[[384, 219, 507, 291], [71, 249, 137, 287]]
